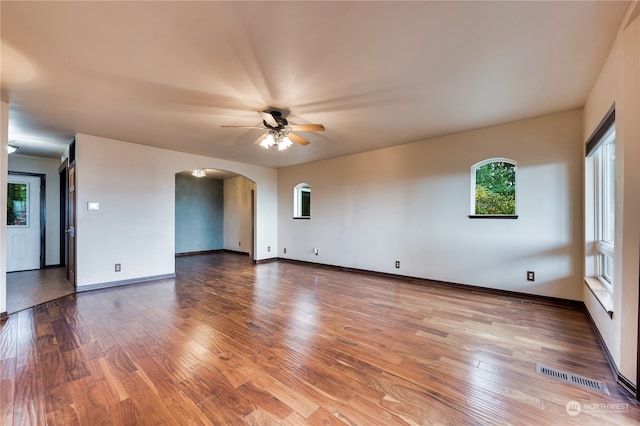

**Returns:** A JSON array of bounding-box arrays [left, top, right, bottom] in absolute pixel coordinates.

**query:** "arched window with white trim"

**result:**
[[293, 183, 311, 218], [470, 158, 517, 217]]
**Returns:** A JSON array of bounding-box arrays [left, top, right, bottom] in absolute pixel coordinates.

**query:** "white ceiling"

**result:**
[[1, 1, 629, 168]]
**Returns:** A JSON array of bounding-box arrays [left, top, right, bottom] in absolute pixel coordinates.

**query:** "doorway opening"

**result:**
[[7, 172, 45, 271], [5, 168, 74, 314], [174, 169, 256, 260]]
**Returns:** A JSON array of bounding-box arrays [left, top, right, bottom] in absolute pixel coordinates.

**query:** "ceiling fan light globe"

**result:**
[[260, 134, 274, 148], [278, 137, 293, 151]]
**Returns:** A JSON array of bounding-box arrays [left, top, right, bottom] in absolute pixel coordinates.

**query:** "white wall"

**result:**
[[8, 154, 61, 265], [583, 8, 640, 385], [75, 134, 277, 288], [278, 110, 584, 300], [224, 176, 256, 256], [0, 102, 8, 316]]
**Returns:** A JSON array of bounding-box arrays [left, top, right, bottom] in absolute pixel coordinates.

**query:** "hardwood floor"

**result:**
[[1, 253, 638, 425], [6, 268, 74, 314]]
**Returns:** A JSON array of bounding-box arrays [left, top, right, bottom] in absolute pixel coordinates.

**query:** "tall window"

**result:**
[[293, 183, 311, 218], [589, 120, 616, 288], [470, 159, 516, 216]]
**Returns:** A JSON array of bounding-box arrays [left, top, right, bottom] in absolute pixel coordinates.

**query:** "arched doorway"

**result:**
[[174, 168, 256, 259]]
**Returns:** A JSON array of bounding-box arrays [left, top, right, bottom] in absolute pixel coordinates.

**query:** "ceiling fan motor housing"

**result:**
[[263, 110, 288, 129]]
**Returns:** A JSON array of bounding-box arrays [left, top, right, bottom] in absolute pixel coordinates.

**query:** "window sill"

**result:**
[[468, 215, 518, 219], [584, 277, 614, 319]]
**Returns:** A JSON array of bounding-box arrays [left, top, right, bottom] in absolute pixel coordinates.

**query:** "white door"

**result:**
[[7, 175, 41, 272]]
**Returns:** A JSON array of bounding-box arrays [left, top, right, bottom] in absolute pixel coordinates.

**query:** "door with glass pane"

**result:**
[[7, 175, 41, 272]]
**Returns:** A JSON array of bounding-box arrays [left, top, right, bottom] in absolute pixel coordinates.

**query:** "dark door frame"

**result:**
[[7, 171, 46, 269], [58, 158, 76, 287], [58, 159, 68, 269]]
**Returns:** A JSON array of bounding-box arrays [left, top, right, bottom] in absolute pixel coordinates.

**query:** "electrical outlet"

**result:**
[[395, 261, 400, 268], [238, 241, 241, 246], [267, 246, 271, 252], [284, 248, 287, 254], [115, 263, 121, 272], [527, 271, 535, 281], [314, 248, 319, 255]]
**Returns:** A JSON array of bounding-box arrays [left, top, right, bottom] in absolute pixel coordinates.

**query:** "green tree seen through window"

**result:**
[[475, 161, 515, 215], [7, 183, 28, 225]]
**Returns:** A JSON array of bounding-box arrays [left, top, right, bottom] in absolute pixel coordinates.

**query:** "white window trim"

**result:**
[[293, 183, 311, 219], [592, 125, 615, 290], [469, 158, 517, 217], [584, 277, 614, 318]]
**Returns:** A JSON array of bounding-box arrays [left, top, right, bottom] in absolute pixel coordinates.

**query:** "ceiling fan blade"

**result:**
[[221, 125, 262, 129], [290, 124, 325, 132], [288, 132, 310, 146], [253, 133, 268, 144], [259, 111, 279, 127]]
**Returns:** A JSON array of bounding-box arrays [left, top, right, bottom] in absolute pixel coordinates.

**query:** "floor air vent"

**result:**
[[536, 364, 609, 395]]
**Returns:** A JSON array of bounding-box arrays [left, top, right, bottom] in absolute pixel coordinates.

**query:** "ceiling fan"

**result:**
[[222, 110, 325, 150]]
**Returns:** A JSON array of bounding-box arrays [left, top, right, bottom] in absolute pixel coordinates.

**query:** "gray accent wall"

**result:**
[[175, 174, 223, 254]]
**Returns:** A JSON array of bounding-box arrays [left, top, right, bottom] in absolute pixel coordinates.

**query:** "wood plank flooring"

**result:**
[[1, 253, 638, 425]]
